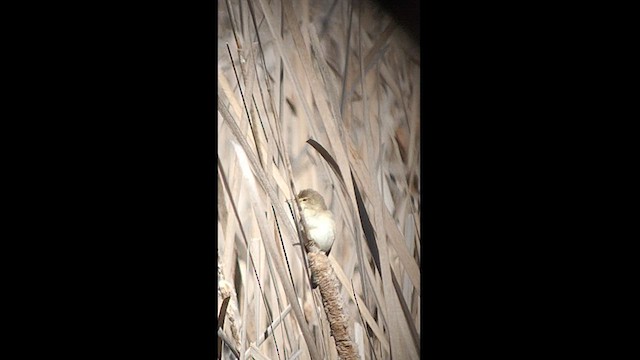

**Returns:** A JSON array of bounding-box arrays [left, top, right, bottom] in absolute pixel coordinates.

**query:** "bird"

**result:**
[[296, 188, 336, 256]]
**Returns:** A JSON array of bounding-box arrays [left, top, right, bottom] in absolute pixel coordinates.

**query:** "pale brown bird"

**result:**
[[296, 188, 335, 256]]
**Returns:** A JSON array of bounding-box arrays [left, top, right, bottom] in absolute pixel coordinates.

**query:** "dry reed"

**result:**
[[218, 0, 420, 358]]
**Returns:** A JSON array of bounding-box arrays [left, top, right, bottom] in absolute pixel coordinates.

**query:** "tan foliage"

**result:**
[[218, 0, 420, 358]]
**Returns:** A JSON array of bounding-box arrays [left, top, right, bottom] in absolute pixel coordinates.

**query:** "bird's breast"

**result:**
[[303, 211, 335, 252]]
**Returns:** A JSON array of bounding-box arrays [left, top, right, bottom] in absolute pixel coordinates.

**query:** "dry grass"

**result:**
[[217, 0, 420, 358]]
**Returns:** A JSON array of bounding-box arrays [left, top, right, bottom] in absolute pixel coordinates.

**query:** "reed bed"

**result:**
[[217, 0, 420, 358]]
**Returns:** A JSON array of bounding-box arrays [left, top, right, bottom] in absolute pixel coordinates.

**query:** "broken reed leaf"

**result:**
[[217, 296, 231, 360], [306, 138, 345, 183], [351, 171, 381, 274]]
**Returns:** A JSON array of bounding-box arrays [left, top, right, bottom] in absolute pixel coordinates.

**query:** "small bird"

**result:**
[[296, 188, 336, 256]]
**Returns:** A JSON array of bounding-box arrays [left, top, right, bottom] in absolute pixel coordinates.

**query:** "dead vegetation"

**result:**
[[217, 0, 420, 358]]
